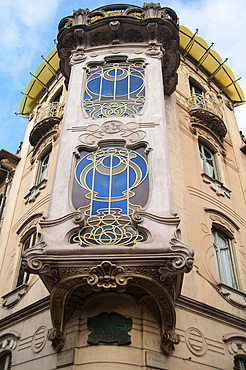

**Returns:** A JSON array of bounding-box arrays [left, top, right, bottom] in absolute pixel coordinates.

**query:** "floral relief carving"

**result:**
[[69, 46, 86, 65], [78, 121, 147, 145], [84, 261, 132, 292], [24, 179, 47, 204], [202, 173, 231, 198]]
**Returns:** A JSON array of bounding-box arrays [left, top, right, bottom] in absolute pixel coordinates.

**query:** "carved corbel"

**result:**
[[147, 22, 158, 44], [47, 328, 64, 352], [109, 21, 120, 44], [69, 46, 86, 66], [161, 331, 180, 355], [84, 261, 133, 292]]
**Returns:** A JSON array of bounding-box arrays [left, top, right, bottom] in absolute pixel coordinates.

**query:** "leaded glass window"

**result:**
[[71, 144, 149, 246], [83, 60, 145, 118], [212, 228, 238, 289]]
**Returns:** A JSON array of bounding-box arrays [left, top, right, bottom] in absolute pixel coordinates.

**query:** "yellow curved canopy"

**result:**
[[20, 25, 244, 116], [179, 25, 244, 106]]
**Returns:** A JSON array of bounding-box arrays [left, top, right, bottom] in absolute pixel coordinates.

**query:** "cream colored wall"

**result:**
[[0, 79, 66, 311], [166, 57, 246, 322]]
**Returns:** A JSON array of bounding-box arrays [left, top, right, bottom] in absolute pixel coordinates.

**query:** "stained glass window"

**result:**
[[83, 60, 145, 118], [71, 144, 149, 246]]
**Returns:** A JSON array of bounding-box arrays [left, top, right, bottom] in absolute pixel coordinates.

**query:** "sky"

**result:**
[[0, 0, 245, 154]]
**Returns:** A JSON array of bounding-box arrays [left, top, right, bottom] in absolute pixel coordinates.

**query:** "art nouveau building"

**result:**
[[0, 3, 245, 369]]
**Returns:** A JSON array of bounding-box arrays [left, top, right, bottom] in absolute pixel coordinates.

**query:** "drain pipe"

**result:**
[[0, 166, 10, 221]]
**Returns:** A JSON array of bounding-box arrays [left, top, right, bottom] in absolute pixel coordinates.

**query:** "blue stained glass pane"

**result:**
[[87, 77, 101, 96], [130, 76, 143, 93], [108, 68, 116, 76], [94, 172, 110, 197], [111, 200, 127, 214], [111, 170, 127, 197], [92, 201, 109, 214], [85, 168, 93, 189], [101, 78, 114, 97], [116, 77, 128, 97]]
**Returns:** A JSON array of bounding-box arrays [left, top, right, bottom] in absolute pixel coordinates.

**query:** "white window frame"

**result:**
[[199, 141, 220, 180], [35, 149, 51, 185], [212, 228, 239, 289]]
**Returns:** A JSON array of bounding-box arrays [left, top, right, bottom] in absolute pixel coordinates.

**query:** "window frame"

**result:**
[[199, 141, 220, 180], [35, 148, 51, 185], [0, 352, 12, 370], [234, 356, 246, 370], [15, 230, 37, 288], [83, 59, 146, 118], [212, 227, 239, 289]]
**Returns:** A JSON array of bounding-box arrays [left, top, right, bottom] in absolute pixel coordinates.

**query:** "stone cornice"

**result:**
[[0, 297, 50, 332], [57, 3, 179, 94], [176, 295, 246, 331]]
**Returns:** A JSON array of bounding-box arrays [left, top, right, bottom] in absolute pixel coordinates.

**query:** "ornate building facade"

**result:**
[[0, 3, 245, 369]]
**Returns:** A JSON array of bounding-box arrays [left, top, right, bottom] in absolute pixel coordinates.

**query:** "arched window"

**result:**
[[0, 353, 12, 370], [16, 230, 37, 287], [35, 149, 51, 185], [83, 60, 145, 118], [70, 143, 149, 246], [189, 79, 206, 109], [199, 141, 219, 180], [212, 228, 238, 289]]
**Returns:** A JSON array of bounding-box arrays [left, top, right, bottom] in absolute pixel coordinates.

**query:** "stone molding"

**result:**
[[223, 333, 246, 357], [190, 117, 226, 155], [57, 3, 179, 94], [0, 330, 20, 353], [24, 179, 47, 204], [215, 283, 246, 310], [201, 173, 231, 198], [1, 284, 29, 309], [45, 264, 180, 353], [176, 295, 246, 331], [29, 118, 60, 148]]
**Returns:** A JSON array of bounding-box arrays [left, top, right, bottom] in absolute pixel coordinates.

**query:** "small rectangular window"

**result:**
[[212, 228, 239, 289]]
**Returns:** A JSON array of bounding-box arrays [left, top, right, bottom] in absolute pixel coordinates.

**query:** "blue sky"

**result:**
[[0, 0, 245, 153]]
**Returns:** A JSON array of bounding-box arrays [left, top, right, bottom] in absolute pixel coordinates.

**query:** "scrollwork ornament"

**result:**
[[84, 261, 132, 292], [161, 331, 180, 355], [47, 328, 64, 352]]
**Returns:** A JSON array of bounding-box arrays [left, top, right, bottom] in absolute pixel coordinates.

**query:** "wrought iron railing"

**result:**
[[188, 93, 222, 119], [35, 102, 64, 126]]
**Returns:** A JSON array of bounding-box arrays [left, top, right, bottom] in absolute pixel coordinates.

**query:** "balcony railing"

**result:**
[[30, 102, 64, 146], [35, 102, 64, 127], [188, 93, 223, 119]]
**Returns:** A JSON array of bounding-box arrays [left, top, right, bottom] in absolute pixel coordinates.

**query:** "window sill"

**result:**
[[24, 178, 47, 204], [1, 284, 29, 309], [201, 173, 231, 198], [217, 283, 246, 309]]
